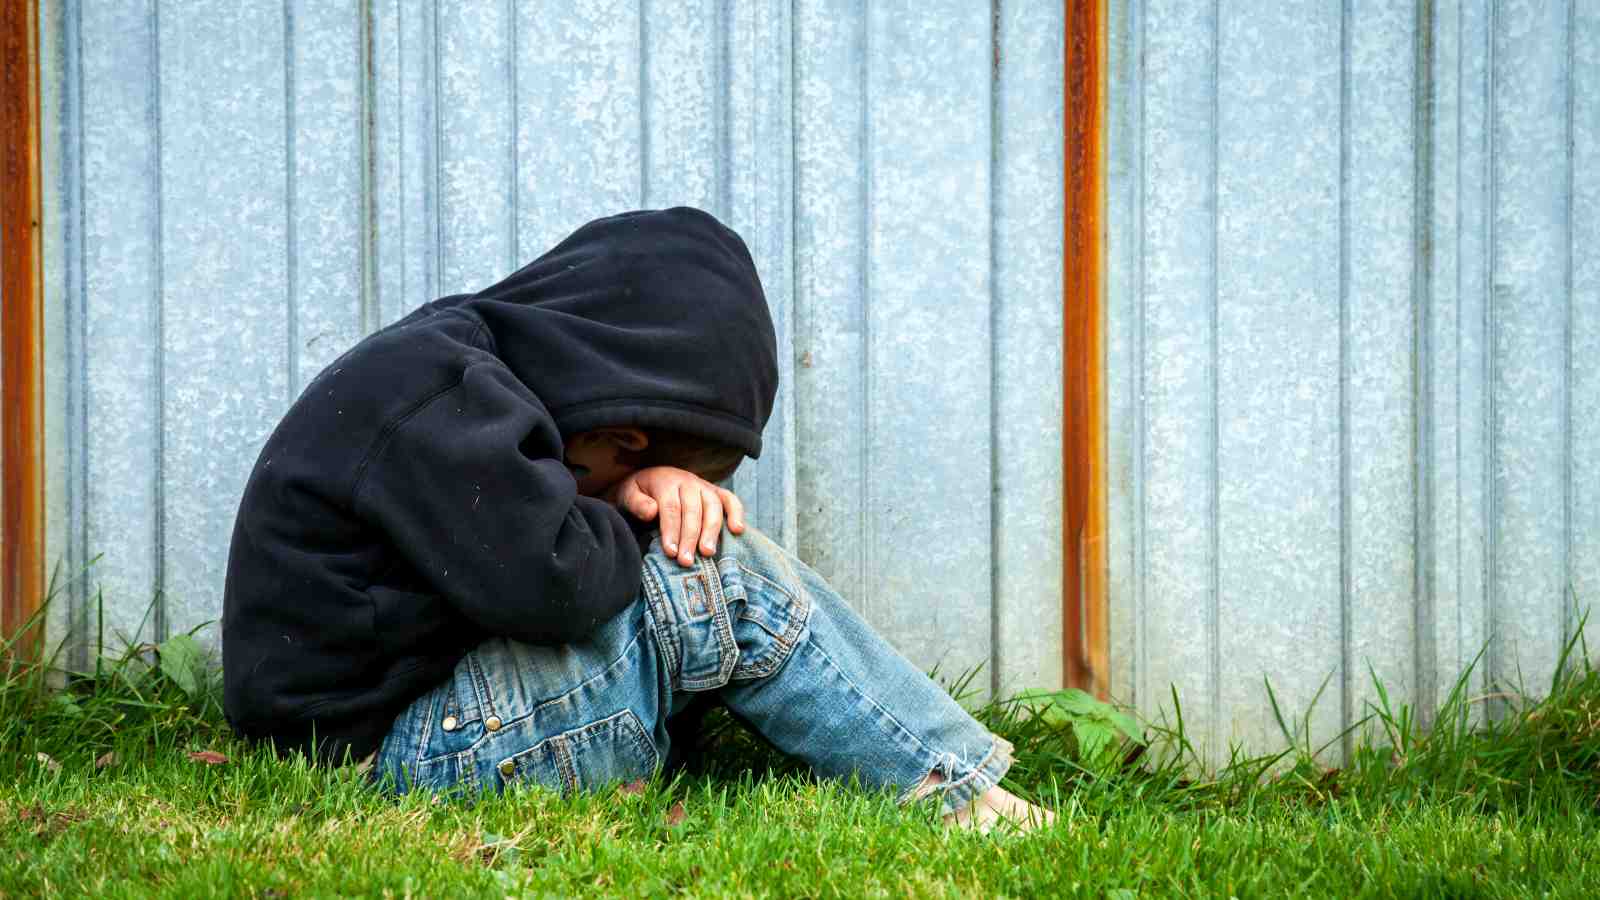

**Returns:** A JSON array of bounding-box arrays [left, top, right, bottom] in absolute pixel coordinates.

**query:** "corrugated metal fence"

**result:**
[[1105, 0, 1598, 758], [37, 1, 1066, 698], [37, 0, 1598, 760]]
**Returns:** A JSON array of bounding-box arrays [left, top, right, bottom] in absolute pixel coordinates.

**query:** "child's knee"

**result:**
[[640, 528, 811, 689]]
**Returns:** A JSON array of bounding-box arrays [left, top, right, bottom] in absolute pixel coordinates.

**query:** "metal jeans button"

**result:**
[[485, 715, 502, 732], [441, 715, 459, 732], [498, 759, 515, 778]]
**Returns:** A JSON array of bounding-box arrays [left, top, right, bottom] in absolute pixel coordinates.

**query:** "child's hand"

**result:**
[[609, 467, 746, 566]]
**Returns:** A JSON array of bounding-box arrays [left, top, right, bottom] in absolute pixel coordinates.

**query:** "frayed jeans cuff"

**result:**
[[900, 735, 1016, 818]]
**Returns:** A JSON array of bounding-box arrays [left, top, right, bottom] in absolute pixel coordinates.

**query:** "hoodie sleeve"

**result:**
[[352, 360, 643, 644]]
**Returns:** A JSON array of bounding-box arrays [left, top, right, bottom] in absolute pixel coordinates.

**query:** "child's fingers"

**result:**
[[617, 480, 658, 521], [717, 487, 746, 534], [658, 489, 682, 559], [676, 485, 703, 566], [699, 485, 724, 556]]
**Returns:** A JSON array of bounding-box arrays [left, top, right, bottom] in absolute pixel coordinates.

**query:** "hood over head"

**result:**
[[463, 207, 778, 459]]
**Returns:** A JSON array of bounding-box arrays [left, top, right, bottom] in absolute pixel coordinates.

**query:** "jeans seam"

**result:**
[[629, 717, 657, 771], [417, 628, 646, 768], [728, 577, 811, 681], [640, 564, 681, 679], [525, 629, 646, 722], [800, 632, 941, 764], [505, 709, 655, 793], [911, 736, 1013, 814], [734, 560, 798, 607], [412, 704, 434, 767], [702, 556, 739, 688], [458, 750, 482, 795], [467, 651, 498, 724], [646, 555, 738, 692], [570, 708, 660, 776], [555, 737, 576, 791], [677, 608, 736, 689], [442, 683, 462, 727]]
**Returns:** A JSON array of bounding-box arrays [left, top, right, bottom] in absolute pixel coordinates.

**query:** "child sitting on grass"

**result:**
[[222, 207, 1052, 831]]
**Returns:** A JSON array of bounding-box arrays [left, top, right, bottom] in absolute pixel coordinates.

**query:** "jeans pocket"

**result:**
[[417, 654, 491, 763], [643, 555, 738, 692], [495, 709, 658, 794], [371, 678, 482, 796], [727, 561, 810, 681]]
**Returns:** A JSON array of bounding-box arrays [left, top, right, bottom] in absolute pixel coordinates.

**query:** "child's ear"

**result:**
[[600, 427, 649, 452]]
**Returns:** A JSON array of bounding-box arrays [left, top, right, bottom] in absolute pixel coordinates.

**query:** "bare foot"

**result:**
[[916, 770, 1056, 834], [945, 785, 1056, 834]]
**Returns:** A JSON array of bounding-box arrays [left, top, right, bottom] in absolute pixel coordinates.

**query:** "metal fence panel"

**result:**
[[1107, 0, 1597, 761], [1575, 1, 1600, 646], [992, 0, 1065, 696], [156, 3, 293, 641], [53, 1, 165, 656], [1490, 0, 1576, 697], [1120, 0, 1220, 739], [437, 0, 516, 296], [858, 1, 996, 681], [1426, 0, 1493, 721], [793, 0, 869, 626], [44, 0, 1595, 755], [1343, 0, 1420, 746], [1213, 1, 1345, 757], [40, 0, 1065, 697]]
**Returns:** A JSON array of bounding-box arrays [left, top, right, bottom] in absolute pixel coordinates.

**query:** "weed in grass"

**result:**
[[1, 572, 230, 782]]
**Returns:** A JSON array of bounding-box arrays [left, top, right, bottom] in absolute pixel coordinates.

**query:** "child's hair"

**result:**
[[614, 429, 745, 484]]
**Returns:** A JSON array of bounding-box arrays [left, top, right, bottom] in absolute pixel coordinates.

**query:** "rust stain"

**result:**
[[1, 0, 45, 655], [1063, 0, 1108, 697]]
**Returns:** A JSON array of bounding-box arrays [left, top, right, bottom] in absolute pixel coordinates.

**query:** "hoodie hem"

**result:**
[[553, 399, 764, 459]]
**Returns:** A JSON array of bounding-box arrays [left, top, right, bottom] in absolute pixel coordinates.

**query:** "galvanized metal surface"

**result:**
[[1106, 0, 1597, 761], [38, 0, 1065, 697], [33, 0, 1600, 758]]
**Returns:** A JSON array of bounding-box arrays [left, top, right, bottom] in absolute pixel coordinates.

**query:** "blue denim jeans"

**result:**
[[368, 527, 1013, 817]]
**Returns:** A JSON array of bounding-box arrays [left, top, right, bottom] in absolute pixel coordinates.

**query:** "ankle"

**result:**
[[942, 785, 1056, 834]]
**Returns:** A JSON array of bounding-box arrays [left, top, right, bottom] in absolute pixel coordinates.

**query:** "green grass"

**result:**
[[3, 586, 1599, 898]]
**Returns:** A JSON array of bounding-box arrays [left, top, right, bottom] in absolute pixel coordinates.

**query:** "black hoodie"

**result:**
[[222, 207, 778, 763]]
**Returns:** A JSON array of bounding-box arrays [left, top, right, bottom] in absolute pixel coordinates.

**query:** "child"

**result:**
[[222, 208, 1051, 831]]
